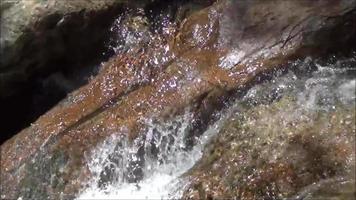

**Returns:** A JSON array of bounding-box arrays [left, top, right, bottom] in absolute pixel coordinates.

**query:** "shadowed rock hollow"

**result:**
[[1, 0, 355, 199], [0, 0, 130, 143], [0, 0, 213, 144]]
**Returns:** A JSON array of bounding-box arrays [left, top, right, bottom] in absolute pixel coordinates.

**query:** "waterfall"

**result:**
[[77, 7, 355, 199], [77, 54, 355, 199], [77, 108, 229, 199]]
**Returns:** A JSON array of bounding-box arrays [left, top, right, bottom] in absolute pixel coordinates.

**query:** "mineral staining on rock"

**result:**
[[1, 0, 356, 199]]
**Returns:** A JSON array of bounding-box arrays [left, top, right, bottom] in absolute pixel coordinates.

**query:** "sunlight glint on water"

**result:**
[[77, 55, 355, 199]]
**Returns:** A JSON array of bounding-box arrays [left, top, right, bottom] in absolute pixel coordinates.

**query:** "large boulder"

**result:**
[[1, 0, 355, 199]]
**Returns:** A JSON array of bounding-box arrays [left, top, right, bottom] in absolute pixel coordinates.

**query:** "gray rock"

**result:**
[[0, 0, 152, 98]]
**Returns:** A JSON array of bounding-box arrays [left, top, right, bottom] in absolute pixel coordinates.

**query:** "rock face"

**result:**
[[182, 59, 356, 199], [1, 0, 355, 199], [0, 0, 134, 143], [0, 0, 214, 98], [0, 0, 214, 144], [1, 0, 125, 98]]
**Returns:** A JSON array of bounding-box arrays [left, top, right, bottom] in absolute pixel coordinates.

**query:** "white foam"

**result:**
[[77, 109, 226, 199]]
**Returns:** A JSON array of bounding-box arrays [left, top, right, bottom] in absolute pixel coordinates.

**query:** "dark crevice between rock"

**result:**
[[0, 0, 217, 145], [0, 5, 126, 145], [144, 0, 215, 32]]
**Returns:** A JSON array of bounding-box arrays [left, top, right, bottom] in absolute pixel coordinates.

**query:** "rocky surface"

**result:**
[[182, 58, 356, 199], [0, 0, 214, 98], [1, 0, 355, 199], [0, 0, 131, 142], [1, 0, 124, 98], [0, 0, 214, 144]]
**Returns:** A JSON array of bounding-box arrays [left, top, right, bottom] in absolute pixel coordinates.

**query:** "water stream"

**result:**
[[72, 6, 356, 199], [76, 54, 355, 199], [77, 104, 232, 199]]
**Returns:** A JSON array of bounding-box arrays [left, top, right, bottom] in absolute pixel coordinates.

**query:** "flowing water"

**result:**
[[71, 8, 356, 199], [78, 110, 223, 199], [76, 54, 355, 199], [2, 2, 355, 199]]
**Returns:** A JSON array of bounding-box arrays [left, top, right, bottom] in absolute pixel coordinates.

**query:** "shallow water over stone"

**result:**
[[2, 1, 355, 199], [75, 55, 355, 199]]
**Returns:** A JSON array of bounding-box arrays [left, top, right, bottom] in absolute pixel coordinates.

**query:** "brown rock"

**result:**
[[1, 0, 355, 199]]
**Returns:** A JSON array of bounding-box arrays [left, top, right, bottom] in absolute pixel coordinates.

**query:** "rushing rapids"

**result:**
[[1, 0, 355, 199], [75, 55, 355, 199]]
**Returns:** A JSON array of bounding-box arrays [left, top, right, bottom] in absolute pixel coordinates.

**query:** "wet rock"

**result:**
[[0, 0, 151, 143], [1, 0, 355, 199], [0, 0, 215, 98], [0, 0, 214, 144], [185, 101, 355, 199], [182, 61, 356, 199]]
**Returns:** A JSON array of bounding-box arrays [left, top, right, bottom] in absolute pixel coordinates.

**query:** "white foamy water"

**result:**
[[77, 108, 229, 199]]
